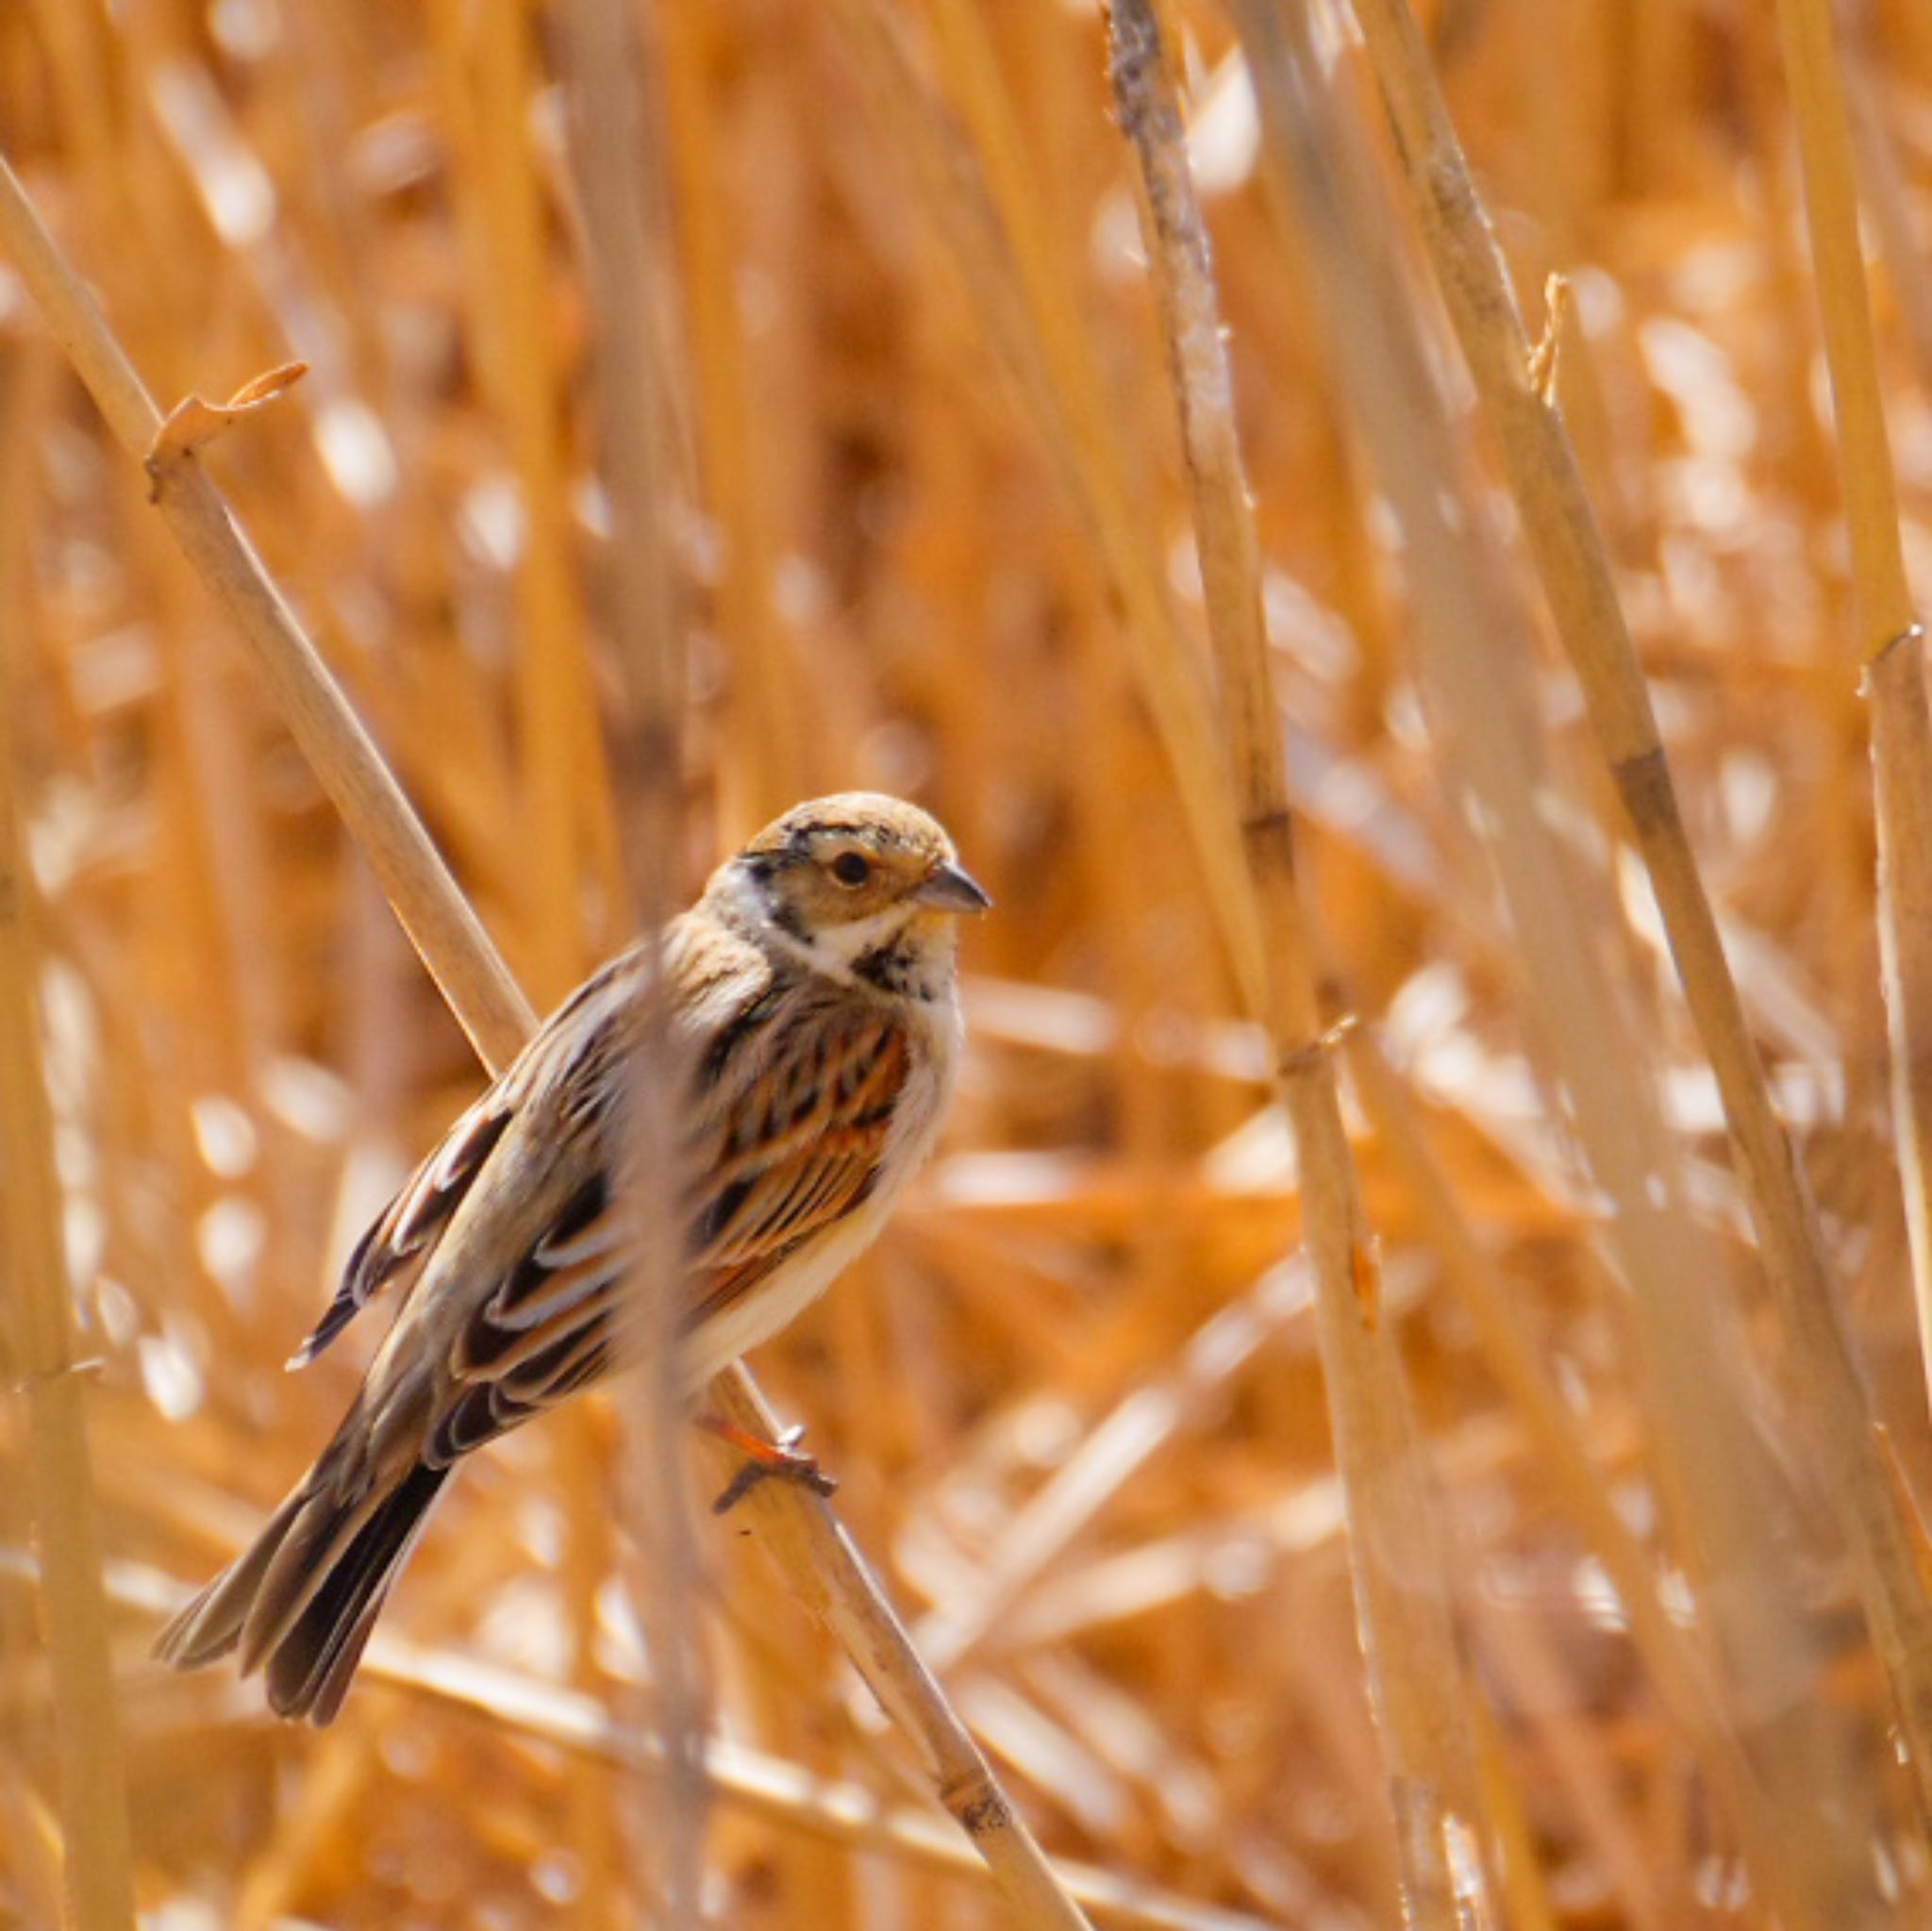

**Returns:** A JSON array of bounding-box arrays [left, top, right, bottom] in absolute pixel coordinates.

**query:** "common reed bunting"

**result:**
[[155, 793, 989, 1723]]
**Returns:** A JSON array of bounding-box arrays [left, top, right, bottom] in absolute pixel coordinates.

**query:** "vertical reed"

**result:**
[[1110, 6, 1491, 1921], [562, 0, 703, 1912], [1768, 0, 1932, 1461], [0, 427, 137, 1926]]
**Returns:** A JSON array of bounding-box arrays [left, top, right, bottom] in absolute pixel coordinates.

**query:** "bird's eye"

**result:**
[[830, 852, 872, 888]]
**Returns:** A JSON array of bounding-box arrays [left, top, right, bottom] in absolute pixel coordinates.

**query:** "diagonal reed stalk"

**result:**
[[0, 148, 1092, 1931], [1341, 0, 1932, 1838], [1109, 7, 1491, 1923], [0, 158, 538, 1072], [0, 438, 138, 1931], [1226, 1, 1867, 1919]]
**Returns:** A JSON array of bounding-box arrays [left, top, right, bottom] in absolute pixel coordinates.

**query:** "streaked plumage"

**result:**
[[154, 793, 988, 1723]]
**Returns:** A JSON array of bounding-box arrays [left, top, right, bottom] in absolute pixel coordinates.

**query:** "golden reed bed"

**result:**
[[4, 2, 1932, 1926]]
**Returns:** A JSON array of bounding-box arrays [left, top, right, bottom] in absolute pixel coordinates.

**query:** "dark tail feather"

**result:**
[[263, 1463, 448, 1723], [152, 1486, 308, 1670], [154, 1459, 449, 1725]]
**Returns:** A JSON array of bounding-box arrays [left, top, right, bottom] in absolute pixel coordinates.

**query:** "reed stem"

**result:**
[[0, 534, 137, 1928], [1343, 0, 1932, 1831], [1110, 7, 1491, 1921]]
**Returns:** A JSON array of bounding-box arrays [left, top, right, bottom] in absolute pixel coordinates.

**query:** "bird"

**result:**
[[153, 792, 990, 1723]]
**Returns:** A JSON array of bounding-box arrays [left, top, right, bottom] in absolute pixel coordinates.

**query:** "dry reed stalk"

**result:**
[[0, 138, 1092, 1931], [0, 156, 537, 1072], [1341, 0, 1932, 1834], [1771, 0, 1932, 1458], [1341, 1026, 1774, 1839], [1770, 0, 1913, 641], [466, 0, 608, 1001], [1226, 2, 1867, 1920], [1108, 7, 1491, 1923], [699, 1365, 1093, 1929], [1845, 57, 1932, 392], [1472, 1703, 1559, 1931], [561, 0, 705, 1913], [460, 0, 630, 1910], [837, 0, 1267, 1019], [655, 0, 800, 830], [1871, 625, 1932, 1415], [0, 516, 137, 1930]]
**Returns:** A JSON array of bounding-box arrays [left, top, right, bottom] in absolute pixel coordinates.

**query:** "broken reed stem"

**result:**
[[1108, 8, 1489, 1924], [0, 153, 537, 1074], [0, 556, 137, 1930], [0, 148, 1092, 1931], [1342, 0, 1932, 1825], [1771, 0, 1932, 1448], [563, 0, 705, 1914]]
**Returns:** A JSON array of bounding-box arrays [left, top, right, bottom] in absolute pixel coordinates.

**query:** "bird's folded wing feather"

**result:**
[[288, 946, 649, 1368], [426, 1006, 910, 1463], [295, 946, 911, 1469]]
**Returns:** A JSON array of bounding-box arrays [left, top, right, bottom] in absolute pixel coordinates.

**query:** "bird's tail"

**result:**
[[153, 1431, 449, 1725]]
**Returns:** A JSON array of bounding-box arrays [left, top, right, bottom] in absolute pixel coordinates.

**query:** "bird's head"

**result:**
[[714, 793, 991, 997]]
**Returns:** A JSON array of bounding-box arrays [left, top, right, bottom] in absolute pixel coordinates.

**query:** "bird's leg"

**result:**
[[696, 1413, 839, 1513]]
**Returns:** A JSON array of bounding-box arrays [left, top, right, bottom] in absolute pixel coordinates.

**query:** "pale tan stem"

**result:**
[[1771, 0, 1932, 1464], [0, 144, 1091, 1931], [1771, 0, 1911, 643], [706, 1367, 1091, 1929], [563, 0, 706, 1914], [0, 152, 536, 1074], [1869, 632, 1932, 1417], [0, 565, 137, 1927], [1110, 6, 1488, 1923], [1341, 0, 1932, 1828]]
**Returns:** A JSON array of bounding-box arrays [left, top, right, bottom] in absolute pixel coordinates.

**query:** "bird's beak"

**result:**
[[912, 859, 993, 915]]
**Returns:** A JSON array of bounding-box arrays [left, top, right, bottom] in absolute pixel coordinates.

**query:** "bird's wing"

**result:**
[[290, 945, 650, 1368], [306, 920, 914, 1471], [417, 990, 913, 1466]]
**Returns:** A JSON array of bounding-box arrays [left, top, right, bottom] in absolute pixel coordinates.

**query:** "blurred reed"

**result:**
[[4, 1, 1932, 1926]]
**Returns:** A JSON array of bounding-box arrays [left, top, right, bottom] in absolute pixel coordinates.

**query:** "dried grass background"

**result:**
[[5, 0, 1932, 1925]]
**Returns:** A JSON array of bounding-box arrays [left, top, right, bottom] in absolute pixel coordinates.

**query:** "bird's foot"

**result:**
[[698, 1414, 839, 1514]]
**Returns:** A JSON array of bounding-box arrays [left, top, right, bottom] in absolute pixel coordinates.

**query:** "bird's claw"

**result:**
[[708, 1422, 839, 1514]]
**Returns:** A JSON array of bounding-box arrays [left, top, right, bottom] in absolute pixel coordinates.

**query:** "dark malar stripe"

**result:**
[[855, 940, 924, 995]]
